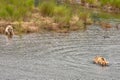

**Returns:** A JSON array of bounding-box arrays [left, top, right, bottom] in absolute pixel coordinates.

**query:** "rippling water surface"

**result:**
[[0, 25, 120, 80]]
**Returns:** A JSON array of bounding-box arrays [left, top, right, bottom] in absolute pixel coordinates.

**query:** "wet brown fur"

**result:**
[[5, 25, 14, 39], [93, 56, 109, 66]]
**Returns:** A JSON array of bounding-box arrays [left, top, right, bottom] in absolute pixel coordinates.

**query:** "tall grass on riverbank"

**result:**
[[0, 0, 34, 21], [54, 5, 72, 26], [86, 0, 120, 9], [39, 1, 55, 17], [86, 0, 99, 6], [0, 0, 120, 34], [100, 0, 120, 8], [39, 1, 72, 26]]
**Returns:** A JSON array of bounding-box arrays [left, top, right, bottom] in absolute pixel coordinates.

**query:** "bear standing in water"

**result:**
[[5, 24, 14, 40]]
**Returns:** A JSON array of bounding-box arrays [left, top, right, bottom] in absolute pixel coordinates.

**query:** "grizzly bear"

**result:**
[[93, 56, 109, 66], [5, 24, 14, 39]]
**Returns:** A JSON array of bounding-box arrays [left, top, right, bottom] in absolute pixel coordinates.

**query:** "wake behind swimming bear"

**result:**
[[93, 56, 109, 66]]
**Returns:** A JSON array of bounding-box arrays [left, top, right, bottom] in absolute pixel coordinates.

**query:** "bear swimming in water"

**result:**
[[93, 56, 109, 66]]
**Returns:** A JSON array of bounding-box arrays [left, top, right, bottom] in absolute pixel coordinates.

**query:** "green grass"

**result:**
[[54, 5, 72, 25], [86, 0, 97, 4], [39, 1, 72, 26], [91, 0, 120, 8], [0, 0, 34, 21], [0, 0, 120, 21], [39, 1, 56, 17]]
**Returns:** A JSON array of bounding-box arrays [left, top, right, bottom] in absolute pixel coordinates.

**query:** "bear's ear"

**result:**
[[101, 57, 105, 61]]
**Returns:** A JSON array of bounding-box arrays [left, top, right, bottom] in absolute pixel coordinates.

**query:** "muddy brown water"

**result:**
[[0, 25, 120, 80]]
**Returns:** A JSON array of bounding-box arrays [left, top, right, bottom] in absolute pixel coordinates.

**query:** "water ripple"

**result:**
[[0, 27, 120, 80]]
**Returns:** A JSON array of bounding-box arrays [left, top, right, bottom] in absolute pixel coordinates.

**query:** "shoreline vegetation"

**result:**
[[0, 0, 120, 35]]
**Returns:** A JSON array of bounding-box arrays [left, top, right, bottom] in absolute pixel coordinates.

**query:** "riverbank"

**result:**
[[67, 0, 120, 13], [0, 10, 92, 34], [0, 0, 120, 35]]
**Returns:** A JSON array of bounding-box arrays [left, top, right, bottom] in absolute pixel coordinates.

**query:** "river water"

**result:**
[[0, 24, 120, 80]]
